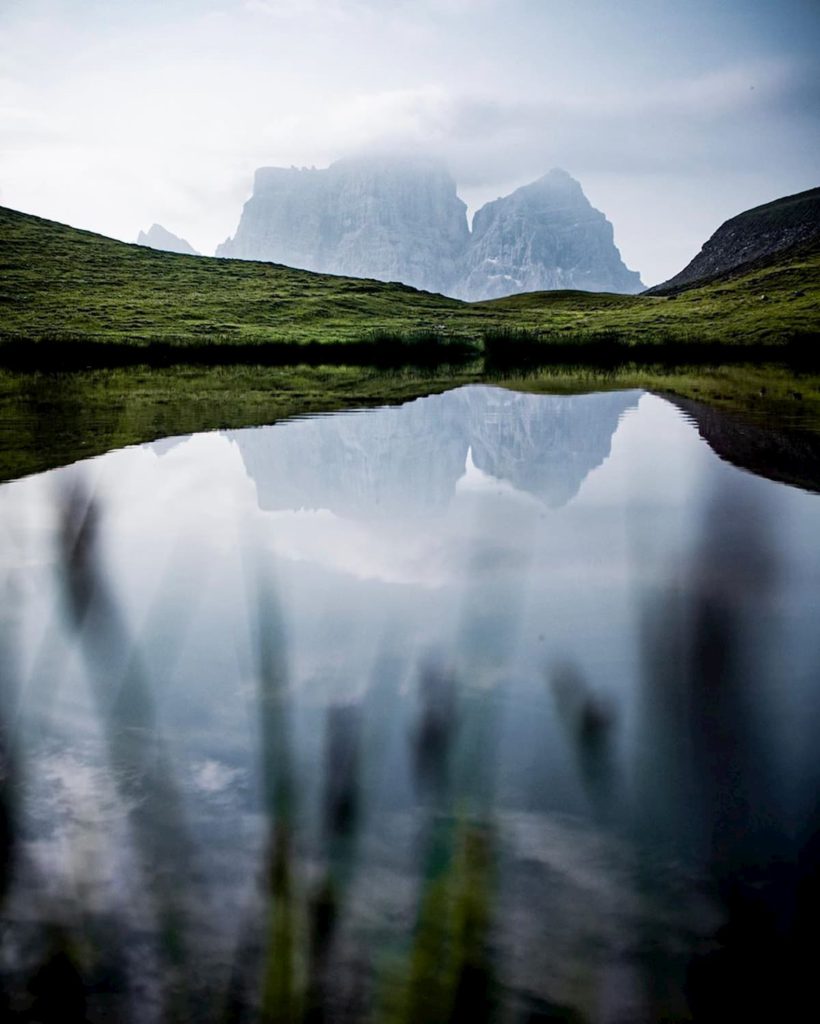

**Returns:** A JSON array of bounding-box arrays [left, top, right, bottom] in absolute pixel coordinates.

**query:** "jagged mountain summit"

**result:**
[[217, 158, 642, 298], [136, 223, 199, 255], [217, 156, 469, 294], [646, 186, 820, 295], [457, 168, 643, 299]]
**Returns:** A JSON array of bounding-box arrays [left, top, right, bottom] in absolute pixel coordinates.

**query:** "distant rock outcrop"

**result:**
[[137, 224, 199, 255], [646, 187, 820, 296], [217, 158, 642, 299]]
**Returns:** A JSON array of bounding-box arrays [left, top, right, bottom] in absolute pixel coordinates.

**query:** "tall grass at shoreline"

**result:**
[[1, 327, 818, 372]]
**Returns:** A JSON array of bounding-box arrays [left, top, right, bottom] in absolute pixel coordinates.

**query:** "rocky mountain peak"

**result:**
[[531, 167, 584, 192], [458, 168, 643, 300], [136, 224, 199, 256], [218, 156, 468, 294], [216, 157, 642, 299]]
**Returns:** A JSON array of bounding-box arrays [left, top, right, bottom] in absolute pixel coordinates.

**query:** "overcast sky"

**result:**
[[1, 0, 818, 285]]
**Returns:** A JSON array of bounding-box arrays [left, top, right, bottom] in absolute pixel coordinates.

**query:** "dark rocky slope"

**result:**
[[646, 187, 820, 296]]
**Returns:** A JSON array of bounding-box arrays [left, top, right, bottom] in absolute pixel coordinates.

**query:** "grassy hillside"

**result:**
[[0, 204, 818, 357]]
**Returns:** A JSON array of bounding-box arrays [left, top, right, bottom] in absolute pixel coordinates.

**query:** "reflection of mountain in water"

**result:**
[[664, 393, 820, 494], [227, 386, 641, 517], [465, 388, 639, 507]]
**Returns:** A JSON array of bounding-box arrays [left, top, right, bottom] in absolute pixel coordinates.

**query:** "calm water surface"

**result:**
[[0, 385, 818, 1022]]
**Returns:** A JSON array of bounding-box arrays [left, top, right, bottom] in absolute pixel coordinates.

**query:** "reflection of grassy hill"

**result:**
[[2, 362, 819, 483], [1, 204, 818, 357]]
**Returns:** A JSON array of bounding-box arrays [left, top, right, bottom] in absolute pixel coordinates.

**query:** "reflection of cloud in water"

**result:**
[[19, 748, 139, 919], [258, 447, 543, 586], [191, 758, 244, 796]]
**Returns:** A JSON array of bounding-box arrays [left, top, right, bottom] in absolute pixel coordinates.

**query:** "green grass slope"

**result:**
[[0, 204, 818, 356], [0, 205, 467, 347]]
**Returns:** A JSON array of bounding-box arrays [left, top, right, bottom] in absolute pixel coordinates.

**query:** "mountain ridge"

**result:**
[[217, 156, 469, 295], [217, 159, 643, 299], [0, 190, 816, 355], [458, 168, 643, 299]]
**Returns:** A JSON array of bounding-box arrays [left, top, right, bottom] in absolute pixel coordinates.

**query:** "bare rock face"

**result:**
[[217, 160, 642, 298], [136, 224, 199, 255], [455, 169, 644, 299], [216, 156, 469, 294]]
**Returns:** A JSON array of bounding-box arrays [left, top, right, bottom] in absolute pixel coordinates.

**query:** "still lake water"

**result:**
[[1, 384, 819, 1021]]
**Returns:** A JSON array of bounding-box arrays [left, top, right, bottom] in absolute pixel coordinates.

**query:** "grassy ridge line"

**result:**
[[1, 204, 818, 350], [0, 205, 467, 346]]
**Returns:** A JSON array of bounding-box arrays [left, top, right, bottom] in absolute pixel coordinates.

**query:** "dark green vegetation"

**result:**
[[1, 203, 818, 361], [0, 365, 474, 480]]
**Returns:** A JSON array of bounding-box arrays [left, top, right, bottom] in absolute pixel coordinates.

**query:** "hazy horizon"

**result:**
[[1, 0, 818, 286]]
